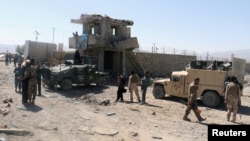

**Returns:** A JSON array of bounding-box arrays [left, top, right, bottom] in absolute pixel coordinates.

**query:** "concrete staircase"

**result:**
[[126, 52, 144, 76]]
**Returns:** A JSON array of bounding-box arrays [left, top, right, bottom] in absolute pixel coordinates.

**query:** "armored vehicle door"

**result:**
[[232, 57, 246, 84], [170, 75, 185, 97], [74, 66, 85, 84]]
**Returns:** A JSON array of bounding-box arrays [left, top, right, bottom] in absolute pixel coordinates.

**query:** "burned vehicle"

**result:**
[[42, 56, 108, 90]]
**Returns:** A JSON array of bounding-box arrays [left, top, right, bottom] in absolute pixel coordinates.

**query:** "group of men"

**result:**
[[13, 58, 242, 122], [116, 71, 151, 105], [13, 58, 43, 105], [183, 75, 242, 123]]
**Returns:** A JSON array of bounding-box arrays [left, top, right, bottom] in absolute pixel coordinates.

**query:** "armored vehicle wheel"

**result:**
[[202, 91, 220, 108], [153, 84, 165, 99], [96, 76, 105, 86], [60, 78, 73, 90]]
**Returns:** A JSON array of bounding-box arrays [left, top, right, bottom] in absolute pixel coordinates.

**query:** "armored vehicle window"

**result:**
[[172, 76, 180, 82]]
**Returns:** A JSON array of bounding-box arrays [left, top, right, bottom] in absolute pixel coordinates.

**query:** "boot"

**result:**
[[31, 100, 35, 105], [231, 115, 236, 123], [195, 111, 206, 122], [183, 111, 191, 121], [227, 114, 230, 121], [183, 116, 191, 122], [138, 98, 141, 103]]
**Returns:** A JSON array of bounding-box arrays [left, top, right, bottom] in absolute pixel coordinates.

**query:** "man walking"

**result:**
[[224, 76, 241, 122], [128, 71, 141, 103], [183, 77, 206, 122]]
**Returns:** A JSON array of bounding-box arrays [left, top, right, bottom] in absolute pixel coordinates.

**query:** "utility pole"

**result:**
[[52, 27, 55, 44], [183, 50, 186, 55], [152, 43, 156, 53], [34, 30, 40, 42], [34, 31, 40, 61]]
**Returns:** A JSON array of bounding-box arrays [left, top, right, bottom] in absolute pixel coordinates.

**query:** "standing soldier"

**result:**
[[115, 73, 125, 102], [5, 53, 9, 66], [36, 64, 42, 96], [224, 76, 241, 122], [9, 53, 12, 64], [128, 71, 141, 103], [13, 53, 18, 67], [21, 59, 37, 104], [140, 71, 151, 105], [13, 63, 22, 92], [183, 77, 206, 122], [20, 59, 29, 104]]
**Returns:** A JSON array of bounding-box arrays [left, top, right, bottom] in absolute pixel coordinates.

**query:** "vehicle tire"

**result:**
[[202, 91, 220, 108], [96, 76, 105, 86], [60, 78, 72, 90], [153, 84, 165, 99]]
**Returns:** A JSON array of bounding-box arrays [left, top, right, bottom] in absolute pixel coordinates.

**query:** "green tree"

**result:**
[[16, 45, 25, 55]]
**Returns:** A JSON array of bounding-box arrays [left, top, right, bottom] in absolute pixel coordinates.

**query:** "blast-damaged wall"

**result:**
[[245, 63, 250, 74], [232, 57, 246, 83], [24, 40, 57, 64], [124, 52, 196, 77]]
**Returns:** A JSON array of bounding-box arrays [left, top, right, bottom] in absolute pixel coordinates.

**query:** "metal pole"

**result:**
[[52, 28, 55, 44]]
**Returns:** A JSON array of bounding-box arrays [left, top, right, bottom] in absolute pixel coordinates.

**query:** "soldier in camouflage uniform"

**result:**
[[224, 76, 241, 122], [183, 77, 206, 122], [13, 63, 22, 92], [22, 59, 37, 104]]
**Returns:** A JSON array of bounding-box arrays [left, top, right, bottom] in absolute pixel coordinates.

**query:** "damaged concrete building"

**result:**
[[69, 14, 143, 76], [69, 14, 195, 77], [23, 14, 195, 78]]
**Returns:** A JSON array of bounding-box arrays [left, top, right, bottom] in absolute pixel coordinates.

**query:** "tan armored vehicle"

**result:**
[[152, 57, 246, 108]]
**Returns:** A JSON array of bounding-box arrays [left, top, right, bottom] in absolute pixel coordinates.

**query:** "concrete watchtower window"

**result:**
[[111, 26, 117, 36], [89, 24, 95, 34]]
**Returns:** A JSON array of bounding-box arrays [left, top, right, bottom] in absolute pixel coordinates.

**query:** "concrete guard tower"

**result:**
[[69, 14, 143, 76]]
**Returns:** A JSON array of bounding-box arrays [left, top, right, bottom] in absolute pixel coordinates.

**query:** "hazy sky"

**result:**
[[0, 0, 249, 54]]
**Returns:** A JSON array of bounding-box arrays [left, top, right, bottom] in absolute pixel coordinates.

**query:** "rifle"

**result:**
[[238, 100, 242, 120]]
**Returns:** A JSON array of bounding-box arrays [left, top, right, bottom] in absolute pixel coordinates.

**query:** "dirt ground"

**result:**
[[0, 62, 250, 141]]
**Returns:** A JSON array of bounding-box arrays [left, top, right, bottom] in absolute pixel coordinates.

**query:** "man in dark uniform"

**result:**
[[140, 71, 151, 104], [20, 59, 30, 104], [36, 64, 42, 96], [115, 73, 125, 102]]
